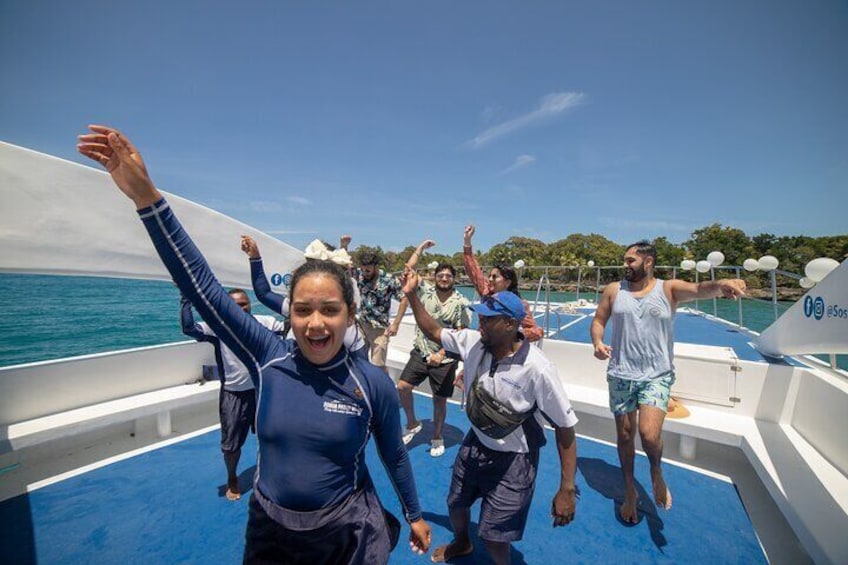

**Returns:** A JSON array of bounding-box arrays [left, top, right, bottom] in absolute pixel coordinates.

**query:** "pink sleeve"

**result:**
[[463, 247, 491, 297], [520, 299, 544, 342]]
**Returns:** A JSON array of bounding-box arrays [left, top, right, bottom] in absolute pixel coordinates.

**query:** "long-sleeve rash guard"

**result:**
[[139, 198, 421, 522]]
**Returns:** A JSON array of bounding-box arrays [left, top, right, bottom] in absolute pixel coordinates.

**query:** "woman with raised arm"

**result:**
[[462, 225, 544, 342], [77, 125, 430, 564]]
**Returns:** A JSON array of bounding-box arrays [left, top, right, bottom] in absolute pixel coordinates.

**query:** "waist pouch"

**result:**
[[466, 375, 535, 440]]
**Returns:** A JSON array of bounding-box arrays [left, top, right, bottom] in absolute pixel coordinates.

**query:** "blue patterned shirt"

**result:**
[[354, 268, 403, 327]]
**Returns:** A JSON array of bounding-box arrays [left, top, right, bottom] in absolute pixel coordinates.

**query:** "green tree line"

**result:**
[[349, 224, 847, 286]]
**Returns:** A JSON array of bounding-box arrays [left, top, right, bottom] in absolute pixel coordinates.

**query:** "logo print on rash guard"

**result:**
[[323, 400, 363, 416]]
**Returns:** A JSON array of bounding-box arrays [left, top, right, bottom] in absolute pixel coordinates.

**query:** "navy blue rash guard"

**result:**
[[138, 198, 421, 522]]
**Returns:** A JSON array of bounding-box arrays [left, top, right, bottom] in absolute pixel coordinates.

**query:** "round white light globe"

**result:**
[[680, 259, 696, 271], [427, 261, 439, 270], [587, 260, 595, 267], [514, 259, 526, 269], [696, 260, 712, 273], [799, 277, 816, 289], [707, 251, 725, 267], [757, 255, 779, 271], [804, 257, 839, 283], [743, 258, 759, 272]]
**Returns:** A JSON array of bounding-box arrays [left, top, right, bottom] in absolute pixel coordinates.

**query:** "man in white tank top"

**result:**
[[590, 240, 745, 524]]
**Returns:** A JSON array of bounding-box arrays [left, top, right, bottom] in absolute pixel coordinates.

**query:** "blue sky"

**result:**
[[1, 1, 846, 253]]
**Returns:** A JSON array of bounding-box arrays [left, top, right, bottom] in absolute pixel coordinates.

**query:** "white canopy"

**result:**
[[0, 141, 304, 290]]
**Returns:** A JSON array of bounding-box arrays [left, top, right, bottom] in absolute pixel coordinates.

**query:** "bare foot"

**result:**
[[226, 480, 241, 501], [652, 470, 672, 510], [430, 540, 473, 563], [619, 489, 639, 523]]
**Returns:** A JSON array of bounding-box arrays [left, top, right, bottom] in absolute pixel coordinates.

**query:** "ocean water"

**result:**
[[0, 274, 279, 367], [0, 274, 844, 370]]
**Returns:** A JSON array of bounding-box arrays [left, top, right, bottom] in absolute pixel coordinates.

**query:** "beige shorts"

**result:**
[[361, 322, 390, 368]]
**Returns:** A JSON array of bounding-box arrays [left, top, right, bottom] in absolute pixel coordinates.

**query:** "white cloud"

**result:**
[[499, 154, 537, 176], [481, 104, 502, 123], [286, 196, 311, 206], [249, 200, 284, 212], [467, 92, 586, 148]]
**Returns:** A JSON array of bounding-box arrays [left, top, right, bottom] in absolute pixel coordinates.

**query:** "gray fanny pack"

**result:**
[[466, 359, 535, 440]]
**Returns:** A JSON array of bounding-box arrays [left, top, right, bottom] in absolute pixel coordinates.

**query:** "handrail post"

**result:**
[[543, 268, 551, 341], [771, 270, 778, 321], [595, 267, 601, 303], [711, 267, 717, 317], [735, 266, 744, 328], [576, 267, 582, 301], [694, 269, 700, 312], [534, 269, 544, 309]]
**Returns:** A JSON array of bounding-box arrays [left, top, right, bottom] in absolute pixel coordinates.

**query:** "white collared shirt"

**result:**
[[441, 329, 578, 453]]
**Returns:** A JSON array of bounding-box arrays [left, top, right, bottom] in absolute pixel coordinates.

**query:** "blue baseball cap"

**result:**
[[470, 291, 526, 321]]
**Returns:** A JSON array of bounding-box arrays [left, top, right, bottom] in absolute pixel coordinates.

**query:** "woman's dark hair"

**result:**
[[493, 264, 520, 295], [290, 260, 355, 312]]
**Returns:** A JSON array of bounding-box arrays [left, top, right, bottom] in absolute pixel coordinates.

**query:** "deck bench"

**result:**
[[0, 381, 220, 457]]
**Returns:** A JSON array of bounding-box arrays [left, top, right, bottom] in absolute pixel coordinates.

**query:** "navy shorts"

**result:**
[[244, 477, 400, 564], [399, 353, 457, 398], [219, 388, 256, 453], [447, 431, 539, 543]]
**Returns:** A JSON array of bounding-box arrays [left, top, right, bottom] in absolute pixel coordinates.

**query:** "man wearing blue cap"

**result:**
[[402, 266, 578, 565]]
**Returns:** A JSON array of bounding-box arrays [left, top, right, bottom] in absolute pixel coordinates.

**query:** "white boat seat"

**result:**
[[0, 381, 219, 456]]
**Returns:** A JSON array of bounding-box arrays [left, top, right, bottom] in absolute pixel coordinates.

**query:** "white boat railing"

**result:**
[[411, 262, 848, 371]]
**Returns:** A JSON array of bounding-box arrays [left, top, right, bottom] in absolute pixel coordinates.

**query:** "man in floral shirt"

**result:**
[[343, 238, 407, 370]]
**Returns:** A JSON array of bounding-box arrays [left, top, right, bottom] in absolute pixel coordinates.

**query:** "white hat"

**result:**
[[303, 239, 352, 267]]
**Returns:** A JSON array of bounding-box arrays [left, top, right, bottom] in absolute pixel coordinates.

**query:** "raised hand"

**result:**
[[77, 125, 161, 208], [463, 225, 476, 246], [420, 239, 436, 250], [339, 235, 352, 250], [401, 265, 420, 295], [241, 235, 261, 259]]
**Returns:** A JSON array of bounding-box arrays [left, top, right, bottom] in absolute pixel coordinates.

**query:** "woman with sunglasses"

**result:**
[[462, 225, 544, 342]]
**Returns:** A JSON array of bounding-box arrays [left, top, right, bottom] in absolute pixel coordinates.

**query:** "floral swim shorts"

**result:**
[[607, 372, 676, 415]]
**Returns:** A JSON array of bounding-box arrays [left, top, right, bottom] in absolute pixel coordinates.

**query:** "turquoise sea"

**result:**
[[0, 273, 844, 370]]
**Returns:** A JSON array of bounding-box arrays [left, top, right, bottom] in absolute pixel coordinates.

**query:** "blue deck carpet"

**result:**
[[1, 395, 764, 564]]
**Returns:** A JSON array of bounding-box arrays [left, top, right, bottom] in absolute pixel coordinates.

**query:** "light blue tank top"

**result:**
[[607, 279, 674, 382]]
